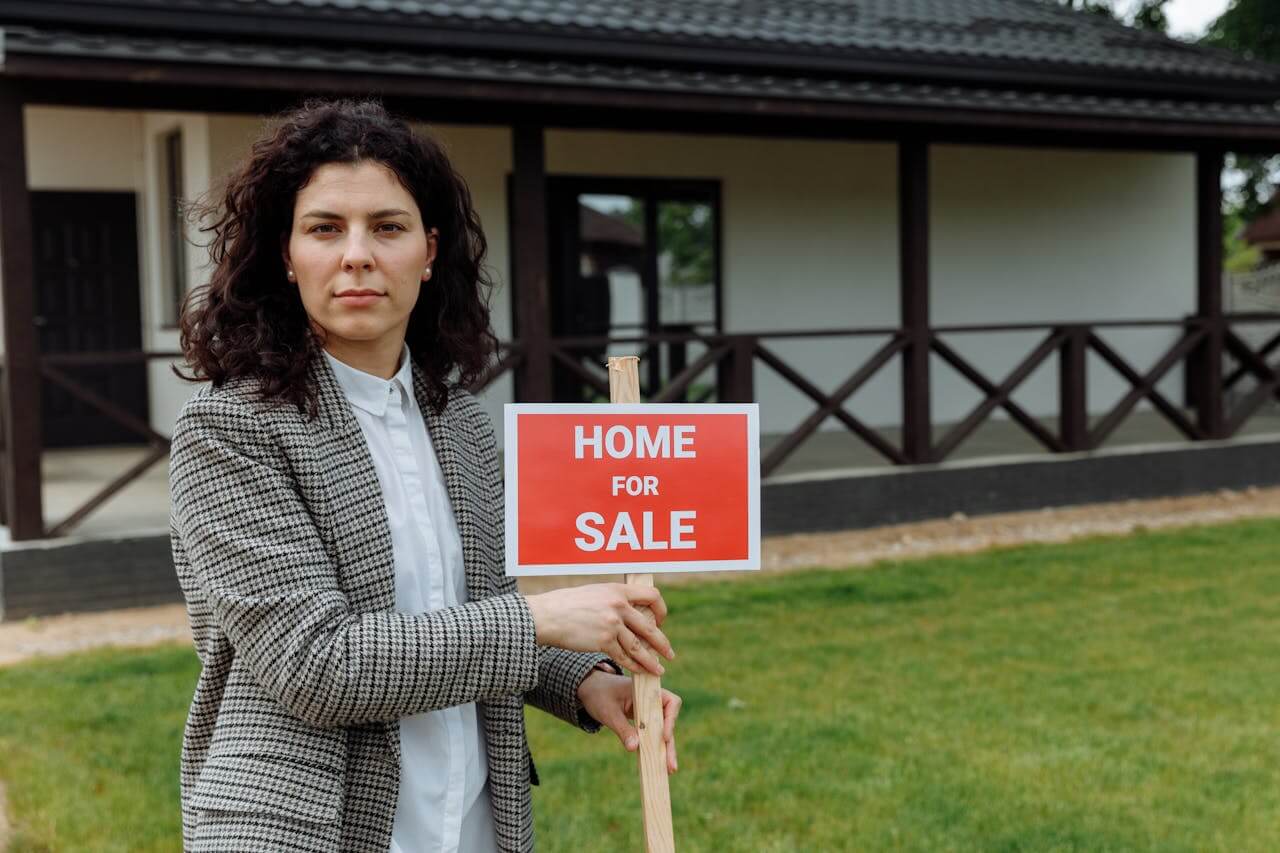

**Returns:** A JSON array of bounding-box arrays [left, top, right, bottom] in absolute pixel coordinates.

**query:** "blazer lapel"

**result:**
[[304, 353, 397, 615], [412, 362, 492, 604]]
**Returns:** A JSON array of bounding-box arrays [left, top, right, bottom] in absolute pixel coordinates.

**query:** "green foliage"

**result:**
[[656, 202, 714, 288], [1225, 209, 1264, 272], [6, 519, 1280, 850], [609, 198, 714, 288], [1059, 0, 1170, 31], [1202, 0, 1280, 61], [1202, 0, 1280, 222]]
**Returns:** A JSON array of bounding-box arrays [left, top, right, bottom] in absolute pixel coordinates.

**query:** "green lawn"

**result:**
[[3, 519, 1280, 851]]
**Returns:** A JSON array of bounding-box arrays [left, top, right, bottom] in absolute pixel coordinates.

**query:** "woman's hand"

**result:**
[[577, 669, 682, 774], [524, 584, 674, 676]]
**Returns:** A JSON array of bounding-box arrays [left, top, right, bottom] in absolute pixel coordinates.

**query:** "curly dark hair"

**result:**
[[175, 98, 497, 418]]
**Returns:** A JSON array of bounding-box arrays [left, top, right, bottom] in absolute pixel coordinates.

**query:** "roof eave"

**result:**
[[5, 49, 1280, 153], [3, 0, 1280, 104]]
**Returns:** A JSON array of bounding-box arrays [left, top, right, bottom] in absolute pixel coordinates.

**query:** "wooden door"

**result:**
[[30, 191, 149, 447]]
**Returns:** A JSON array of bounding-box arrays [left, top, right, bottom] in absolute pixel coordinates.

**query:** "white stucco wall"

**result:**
[[931, 145, 1196, 426], [25, 106, 143, 192], [420, 124, 515, 432]]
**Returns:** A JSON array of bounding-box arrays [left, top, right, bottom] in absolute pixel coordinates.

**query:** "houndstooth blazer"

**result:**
[[169, 351, 610, 852]]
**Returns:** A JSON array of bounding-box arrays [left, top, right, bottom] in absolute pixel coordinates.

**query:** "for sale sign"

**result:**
[[503, 403, 760, 576]]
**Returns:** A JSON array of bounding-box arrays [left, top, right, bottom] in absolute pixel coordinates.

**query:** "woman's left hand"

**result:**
[[577, 668, 681, 774]]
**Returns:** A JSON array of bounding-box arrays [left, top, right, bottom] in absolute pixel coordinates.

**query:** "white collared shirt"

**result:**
[[323, 344, 499, 853]]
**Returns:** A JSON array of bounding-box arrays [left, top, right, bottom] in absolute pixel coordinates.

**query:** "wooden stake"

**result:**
[[607, 355, 675, 853]]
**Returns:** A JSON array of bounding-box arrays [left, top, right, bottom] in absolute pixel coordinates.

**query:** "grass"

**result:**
[[3, 518, 1280, 851]]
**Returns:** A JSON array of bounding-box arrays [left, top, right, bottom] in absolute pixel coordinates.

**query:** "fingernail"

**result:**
[[627, 737, 638, 750]]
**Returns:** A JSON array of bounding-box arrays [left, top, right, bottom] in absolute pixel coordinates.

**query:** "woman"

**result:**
[[169, 98, 681, 853]]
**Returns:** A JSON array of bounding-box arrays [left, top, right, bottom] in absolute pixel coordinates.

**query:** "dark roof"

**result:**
[[580, 204, 644, 249], [1245, 208, 1280, 246], [3, 0, 1280, 134], [7, 24, 1280, 131], [5, 0, 1279, 95]]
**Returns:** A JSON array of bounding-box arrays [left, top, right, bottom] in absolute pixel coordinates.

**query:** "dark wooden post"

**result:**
[[717, 335, 755, 403], [511, 125, 553, 402], [1192, 150, 1226, 439], [642, 199, 662, 395], [899, 140, 932, 463], [0, 83, 45, 540], [1058, 325, 1089, 451]]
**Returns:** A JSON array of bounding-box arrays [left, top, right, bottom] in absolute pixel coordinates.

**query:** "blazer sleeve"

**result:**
[[455, 387, 617, 733], [526, 643, 615, 733], [169, 392, 540, 730]]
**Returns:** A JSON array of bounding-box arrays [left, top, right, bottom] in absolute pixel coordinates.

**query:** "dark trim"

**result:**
[[1193, 150, 1226, 439], [161, 126, 188, 327], [712, 181, 724, 336], [540, 175, 719, 203], [899, 140, 931, 464], [9, 56, 1280, 152], [0, 82, 45, 541], [511, 125, 552, 402], [3, 2, 1278, 101], [1058, 325, 1089, 452], [642, 197, 660, 392], [762, 438, 1280, 536]]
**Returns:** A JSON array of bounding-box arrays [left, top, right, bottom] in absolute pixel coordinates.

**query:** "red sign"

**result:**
[[504, 404, 760, 576]]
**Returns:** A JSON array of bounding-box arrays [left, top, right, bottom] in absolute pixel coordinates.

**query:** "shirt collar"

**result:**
[[322, 343, 415, 418]]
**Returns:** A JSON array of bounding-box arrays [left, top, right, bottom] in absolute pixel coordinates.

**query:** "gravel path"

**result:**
[[3, 486, 1280, 669], [0, 781, 9, 851]]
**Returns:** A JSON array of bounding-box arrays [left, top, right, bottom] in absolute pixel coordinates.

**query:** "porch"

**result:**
[[1, 2, 1280, 627], [1, 113, 1279, 543], [30, 325, 1280, 537]]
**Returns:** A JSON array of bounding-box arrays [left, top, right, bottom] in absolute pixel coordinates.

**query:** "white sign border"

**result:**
[[503, 402, 761, 577]]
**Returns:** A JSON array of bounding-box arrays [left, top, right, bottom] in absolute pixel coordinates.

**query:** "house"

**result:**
[[1245, 206, 1280, 264], [1, 0, 1279, 616]]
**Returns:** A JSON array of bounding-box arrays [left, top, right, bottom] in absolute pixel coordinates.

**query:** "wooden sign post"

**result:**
[[608, 355, 673, 853], [503, 358, 760, 852]]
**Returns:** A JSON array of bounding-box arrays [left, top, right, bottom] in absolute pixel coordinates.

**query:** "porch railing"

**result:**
[[477, 314, 1280, 477], [5, 314, 1279, 538], [0, 350, 180, 537]]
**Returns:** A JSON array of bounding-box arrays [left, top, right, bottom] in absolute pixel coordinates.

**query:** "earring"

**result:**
[[424, 266, 432, 278], [286, 269, 296, 281]]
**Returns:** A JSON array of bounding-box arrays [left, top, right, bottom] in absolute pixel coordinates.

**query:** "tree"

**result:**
[[1201, 0, 1280, 224], [616, 200, 714, 289], [1059, 0, 1170, 32]]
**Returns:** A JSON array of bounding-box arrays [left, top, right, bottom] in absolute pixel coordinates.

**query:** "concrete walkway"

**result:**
[[0, 781, 9, 852]]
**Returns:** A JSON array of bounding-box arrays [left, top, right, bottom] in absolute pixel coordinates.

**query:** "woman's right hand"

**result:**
[[523, 584, 674, 676]]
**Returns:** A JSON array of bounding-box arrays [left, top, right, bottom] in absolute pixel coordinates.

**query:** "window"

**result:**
[[161, 128, 188, 326], [542, 176, 722, 401]]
